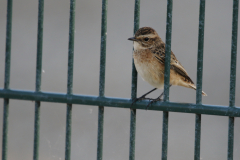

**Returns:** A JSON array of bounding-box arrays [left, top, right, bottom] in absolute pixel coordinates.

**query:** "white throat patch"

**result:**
[[133, 41, 145, 51]]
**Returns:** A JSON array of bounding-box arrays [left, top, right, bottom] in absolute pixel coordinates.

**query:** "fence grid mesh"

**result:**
[[0, 0, 239, 160]]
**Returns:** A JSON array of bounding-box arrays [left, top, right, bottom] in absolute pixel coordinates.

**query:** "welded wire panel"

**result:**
[[65, 0, 76, 160], [194, 0, 206, 160], [97, 0, 108, 159], [2, 0, 13, 160], [228, 0, 239, 159], [161, 0, 173, 160], [33, 1, 44, 160], [129, 0, 140, 160]]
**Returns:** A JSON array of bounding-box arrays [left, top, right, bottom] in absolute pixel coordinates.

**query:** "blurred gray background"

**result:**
[[0, 0, 240, 160]]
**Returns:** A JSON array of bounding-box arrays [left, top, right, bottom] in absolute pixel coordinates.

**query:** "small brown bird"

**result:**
[[128, 27, 207, 106]]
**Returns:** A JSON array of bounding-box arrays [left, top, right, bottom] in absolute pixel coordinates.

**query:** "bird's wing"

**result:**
[[153, 47, 194, 84]]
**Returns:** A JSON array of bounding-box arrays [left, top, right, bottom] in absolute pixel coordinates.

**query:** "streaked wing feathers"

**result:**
[[153, 49, 194, 84]]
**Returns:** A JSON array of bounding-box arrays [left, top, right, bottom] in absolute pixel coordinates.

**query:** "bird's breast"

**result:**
[[133, 50, 165, 89]]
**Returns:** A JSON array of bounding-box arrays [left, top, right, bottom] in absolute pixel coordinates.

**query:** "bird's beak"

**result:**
[[128, 37, 137, 41]]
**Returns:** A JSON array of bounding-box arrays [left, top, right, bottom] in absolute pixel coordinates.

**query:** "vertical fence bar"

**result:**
[[2, 1, 12, 160], [163, 0, 173, 102], [227, 117, 234, 160], [33, 0, 44, 160], [129, 0, 140, 160], [194, 114, 201, 160], [97, 0, 108, 159], [229, 0, 239, 108], [194, 1, 205, 160], [65, 0, 75, 160], [228, 0, 239, 159], [162, 1, 172, 160]]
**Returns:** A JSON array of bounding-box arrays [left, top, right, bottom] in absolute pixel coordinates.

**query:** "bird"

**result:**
[[128, 27, 207, 108]]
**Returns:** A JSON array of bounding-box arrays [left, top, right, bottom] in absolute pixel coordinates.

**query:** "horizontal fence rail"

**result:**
[[0, 89, 239, 117]]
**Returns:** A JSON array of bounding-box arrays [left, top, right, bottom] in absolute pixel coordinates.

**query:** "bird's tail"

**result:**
[[188, 84, 207, 96]]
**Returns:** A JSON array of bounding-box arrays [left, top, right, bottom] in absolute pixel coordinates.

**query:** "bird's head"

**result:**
[[128, 27, 162, 50]]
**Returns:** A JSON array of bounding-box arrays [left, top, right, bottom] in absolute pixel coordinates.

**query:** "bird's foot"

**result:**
[[146, 97, 163, 110], [131, 95, 153, 106]]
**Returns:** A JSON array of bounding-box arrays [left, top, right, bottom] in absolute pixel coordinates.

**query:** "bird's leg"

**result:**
[[146, 85, 172, 109], [132, 88, 157, 105]]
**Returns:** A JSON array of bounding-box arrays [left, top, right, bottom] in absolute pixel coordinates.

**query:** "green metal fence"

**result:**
[[0, 0, 239, 160]]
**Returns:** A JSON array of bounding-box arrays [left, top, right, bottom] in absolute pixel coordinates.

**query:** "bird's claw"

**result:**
[[131, 95, 162, 110], [131, 96, 153, 106], [146, 98, 163, 110]]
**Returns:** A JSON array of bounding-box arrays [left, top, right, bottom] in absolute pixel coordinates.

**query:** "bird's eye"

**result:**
[[144, 37, 149, 41]]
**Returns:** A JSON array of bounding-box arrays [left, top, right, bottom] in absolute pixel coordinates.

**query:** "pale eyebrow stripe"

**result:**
[[137, 34, 157, 38]]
